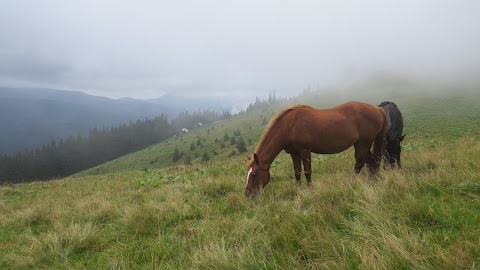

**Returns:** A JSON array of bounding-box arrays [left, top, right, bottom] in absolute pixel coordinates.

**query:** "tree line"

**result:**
[[0, 110, 230, 183], [244, 90, 285, 113], [0, 91, 284, 184]]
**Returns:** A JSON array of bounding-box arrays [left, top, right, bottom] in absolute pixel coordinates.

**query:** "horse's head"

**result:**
[[385, 133, 406, 157], [245, 153, 271, 197]]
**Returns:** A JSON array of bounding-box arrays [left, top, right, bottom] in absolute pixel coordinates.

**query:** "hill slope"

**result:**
[[77, 81, 480, 176]]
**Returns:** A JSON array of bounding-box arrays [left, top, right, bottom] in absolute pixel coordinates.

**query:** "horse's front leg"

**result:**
[[300, 151, 313, 187], [291, 154, 302, 186]]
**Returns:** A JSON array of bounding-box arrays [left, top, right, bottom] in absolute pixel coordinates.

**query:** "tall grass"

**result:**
[[1, 135, 479, 269]]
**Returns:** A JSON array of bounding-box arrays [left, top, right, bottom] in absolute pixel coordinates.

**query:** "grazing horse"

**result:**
[[377, 101, 405, 169], [245, 101, 387, 197]]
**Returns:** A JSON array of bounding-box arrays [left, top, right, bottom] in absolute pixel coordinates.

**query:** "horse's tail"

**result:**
[[373, 107, 387, 172]]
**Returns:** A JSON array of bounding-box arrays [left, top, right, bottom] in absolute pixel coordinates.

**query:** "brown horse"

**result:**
[[245, 101, 387, 197]]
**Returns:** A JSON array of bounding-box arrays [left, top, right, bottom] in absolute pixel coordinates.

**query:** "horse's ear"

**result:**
[[247, 155, 252, 161], [400, 134, 406, 142], [253, 153, 260, 164]]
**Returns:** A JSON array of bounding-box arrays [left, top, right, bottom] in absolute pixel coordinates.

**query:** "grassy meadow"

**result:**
[[1, 82, 480, 269]]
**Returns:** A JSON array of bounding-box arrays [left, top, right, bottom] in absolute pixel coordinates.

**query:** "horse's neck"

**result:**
[[256, 127, 288, 169]]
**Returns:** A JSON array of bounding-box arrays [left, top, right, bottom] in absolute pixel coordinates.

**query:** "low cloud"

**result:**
[[1, 0, 479, 99]]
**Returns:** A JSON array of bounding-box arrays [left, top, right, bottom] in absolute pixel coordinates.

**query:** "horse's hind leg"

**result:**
[[353, 143, 365, 173], [291, 154, 302, 185], [354, 142, 373, 174], [366, 153, 377, 176], [300, 150, 313, 186]]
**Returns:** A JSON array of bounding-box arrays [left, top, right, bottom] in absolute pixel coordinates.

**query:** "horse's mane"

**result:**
[[246, 104, 306, 170], [378, 101, 403, 139], [378, 101, 393, 107]]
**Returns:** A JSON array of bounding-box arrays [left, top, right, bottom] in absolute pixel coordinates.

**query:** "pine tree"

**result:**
[[236, 137, 247, 153], [184, 155, 192, 165], [202, 151, 210, 162], [172, 147, 183, 162]]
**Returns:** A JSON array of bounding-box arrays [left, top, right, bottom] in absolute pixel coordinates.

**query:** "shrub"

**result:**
[[172, 147, 183, 162], [228, 150, 237, 157], [202, 152, 210, 162]]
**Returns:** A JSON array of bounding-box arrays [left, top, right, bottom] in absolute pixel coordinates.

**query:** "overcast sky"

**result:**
[[1, 1, 479, 99]]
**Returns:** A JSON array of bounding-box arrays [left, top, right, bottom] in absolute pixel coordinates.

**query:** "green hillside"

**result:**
[[1, 80, 480, 269], [78, 79, 480, 176]]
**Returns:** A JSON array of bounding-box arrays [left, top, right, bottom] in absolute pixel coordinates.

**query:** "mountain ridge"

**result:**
[[0, 87, 233, 154]]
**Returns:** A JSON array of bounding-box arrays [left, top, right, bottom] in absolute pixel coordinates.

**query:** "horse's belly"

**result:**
[[310, 132, 357, 154], [312, 142, 353, 154], [310, 124, 380, 154]]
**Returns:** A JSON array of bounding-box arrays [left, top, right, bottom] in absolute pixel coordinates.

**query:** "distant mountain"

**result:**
[[0, 87, 234, 154], [148, 93, 233, 113]]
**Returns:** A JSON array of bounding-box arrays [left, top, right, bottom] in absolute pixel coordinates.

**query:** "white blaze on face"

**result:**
[[246, 167, 253, 188]]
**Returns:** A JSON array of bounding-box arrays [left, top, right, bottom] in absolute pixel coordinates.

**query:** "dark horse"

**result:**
[[377, 101, 405, 169], [245, 101, 387, 197]]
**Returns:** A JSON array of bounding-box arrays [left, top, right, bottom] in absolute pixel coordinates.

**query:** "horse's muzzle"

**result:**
[[244, 186, 261, 198]]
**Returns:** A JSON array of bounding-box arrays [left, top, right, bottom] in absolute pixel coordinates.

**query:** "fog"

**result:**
[[1, 0, 479, 100]]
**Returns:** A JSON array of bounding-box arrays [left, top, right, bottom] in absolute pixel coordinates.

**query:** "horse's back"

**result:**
[[288, 102, 384, 154], [294, 102, 384, 135], [334, 102, 385, 131]]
